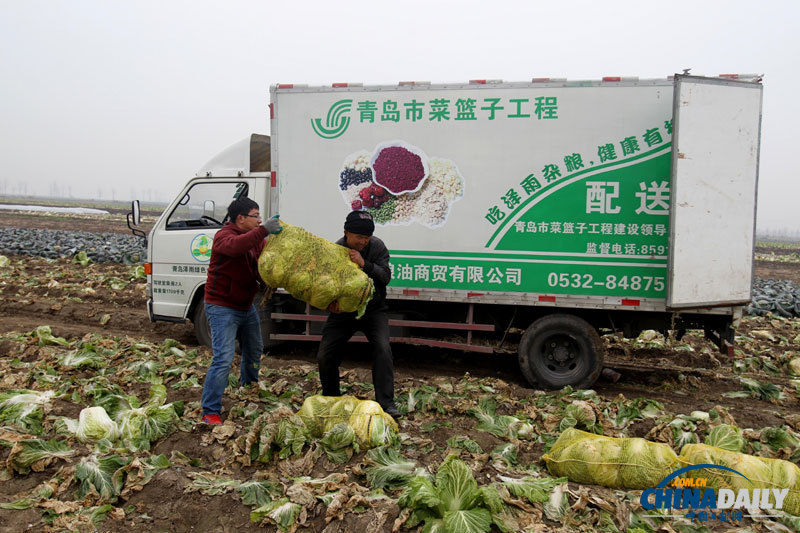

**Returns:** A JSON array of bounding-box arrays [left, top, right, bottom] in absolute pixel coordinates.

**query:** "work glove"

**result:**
[[263, 214, 282, 234]]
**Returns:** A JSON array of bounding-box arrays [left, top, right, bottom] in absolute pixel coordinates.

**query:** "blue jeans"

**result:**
[[201, 302, 263, 416]]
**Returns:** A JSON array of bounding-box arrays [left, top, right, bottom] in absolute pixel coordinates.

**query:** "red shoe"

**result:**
[[201, 414, 222, 425]]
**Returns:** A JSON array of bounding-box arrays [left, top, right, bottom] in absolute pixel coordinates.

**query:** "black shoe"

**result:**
[[383, 405, 402, 419]]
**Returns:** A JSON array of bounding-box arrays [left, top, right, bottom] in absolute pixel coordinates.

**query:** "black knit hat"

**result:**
[[344, 210, 375, 236]]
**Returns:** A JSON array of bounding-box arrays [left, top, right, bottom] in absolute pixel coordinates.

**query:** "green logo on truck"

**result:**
[[311, 99, 352, 139], [190, 234, 213, 263]]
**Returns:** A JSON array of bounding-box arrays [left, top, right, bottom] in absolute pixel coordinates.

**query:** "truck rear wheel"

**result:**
[[518, 314, 604, 389]]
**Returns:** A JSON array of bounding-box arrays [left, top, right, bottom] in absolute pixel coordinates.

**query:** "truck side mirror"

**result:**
[[127, 200, 147, 243], [203, 200, 215, 218], [131, 200, 141, 226]]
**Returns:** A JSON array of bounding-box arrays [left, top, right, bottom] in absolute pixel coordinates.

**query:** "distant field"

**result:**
[[0, 195, 166, 215], [756, 238, 800, 248]]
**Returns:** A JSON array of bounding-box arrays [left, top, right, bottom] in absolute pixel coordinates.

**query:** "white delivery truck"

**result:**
[[128, 73, 763, 389]]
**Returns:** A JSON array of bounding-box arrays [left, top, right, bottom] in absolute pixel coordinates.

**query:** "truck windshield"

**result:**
[[166, 181, 248, 229]]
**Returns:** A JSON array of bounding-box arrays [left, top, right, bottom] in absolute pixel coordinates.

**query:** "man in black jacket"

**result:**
[[317, 210, 400, 418]]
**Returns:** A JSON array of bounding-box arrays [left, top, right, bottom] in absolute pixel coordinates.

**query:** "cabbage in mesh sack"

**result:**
[[348, 399, 398, 449], [542, 427, 679, 489], [258, 222, 373, 318], [297, 395, 338, 438], [297, 395, 398, 449], [679, 443, 800, 515]]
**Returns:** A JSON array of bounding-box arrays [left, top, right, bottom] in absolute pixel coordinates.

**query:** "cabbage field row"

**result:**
[[1, 221, 800, 531]]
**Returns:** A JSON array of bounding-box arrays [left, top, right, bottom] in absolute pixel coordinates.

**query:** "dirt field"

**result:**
[[2, 209, 800, 532]]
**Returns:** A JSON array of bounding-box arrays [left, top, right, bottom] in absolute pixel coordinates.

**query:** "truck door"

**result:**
[[150, 179, 255, 320], [666, 74, 763, 309]]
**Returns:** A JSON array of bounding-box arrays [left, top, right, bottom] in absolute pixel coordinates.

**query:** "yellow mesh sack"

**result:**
[[258, 222, 373, 318], [542, 427, 679, 489], [679, 443, 800, 515], [297, 395, 398, 449]]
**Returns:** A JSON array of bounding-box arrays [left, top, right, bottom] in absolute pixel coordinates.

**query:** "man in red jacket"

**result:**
[[201, 197, 281, 425]]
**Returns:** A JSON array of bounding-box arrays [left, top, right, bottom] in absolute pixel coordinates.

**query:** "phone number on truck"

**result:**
[[547, 273, 665, 291]]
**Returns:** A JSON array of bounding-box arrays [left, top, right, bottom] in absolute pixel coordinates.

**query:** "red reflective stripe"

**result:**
[[332, 82, 348, 87], [271, 171, 277, 187], [144, 263, 152, 275], [269, 103, 274, 120], [719, 74, 739, 79], [538, 295, 556, 302], [467, 292, 484, 298], [277, 84, 294, 89], [469, 79, 487, 84], [602, 76, 621, 82], [402, 289, 420, 296], [621, 299, 640, 306], [531, 78, 551, 82]]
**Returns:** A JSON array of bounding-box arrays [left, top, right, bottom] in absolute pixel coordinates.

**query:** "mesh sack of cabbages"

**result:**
[[298, 395, 398, 449], [679, 443, 800, 515], [542, 428, 679, 489], [257, 222, 374, 318]]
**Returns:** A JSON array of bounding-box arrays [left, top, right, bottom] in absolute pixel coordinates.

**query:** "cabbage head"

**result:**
[[705, 424, 744, 452], [297, 395, 338, 438], [310, 276, 338, 310], [115, 384, 180, 452], [324, 396, 360, 434], [789, 358, 800, 376], [348, 400, 398, 448], [76, 406, 119, 443]]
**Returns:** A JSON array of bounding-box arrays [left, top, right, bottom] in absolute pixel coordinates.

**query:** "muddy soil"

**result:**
[[2, 210, 800, 532]]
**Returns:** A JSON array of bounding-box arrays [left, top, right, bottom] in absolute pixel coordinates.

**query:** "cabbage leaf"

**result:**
[[398, 454, 503, 533]]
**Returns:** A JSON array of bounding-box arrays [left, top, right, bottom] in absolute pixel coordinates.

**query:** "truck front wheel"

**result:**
[[192, 302, 280, 351], [518, 314, 604, 389], [193, 303, 212, 347]]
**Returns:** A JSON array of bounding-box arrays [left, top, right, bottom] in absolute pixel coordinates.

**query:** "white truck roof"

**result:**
[[196, 133, 270, 177]]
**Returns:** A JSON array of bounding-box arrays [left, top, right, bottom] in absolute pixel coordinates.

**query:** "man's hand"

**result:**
[[263, 214, 282, 234], [348, 249, 365, 268], [327, 301, 341, 314]]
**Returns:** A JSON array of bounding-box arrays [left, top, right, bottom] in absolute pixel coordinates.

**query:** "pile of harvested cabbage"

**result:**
[[298, 395, 398, 449], [680, 443, 800, 515], [543, 428, 679, 489]]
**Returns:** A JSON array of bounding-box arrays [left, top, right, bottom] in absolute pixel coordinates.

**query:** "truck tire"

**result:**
[[193, 303, 212, 347], [193, 301, 280, 351], [518, 314, 604, 389]]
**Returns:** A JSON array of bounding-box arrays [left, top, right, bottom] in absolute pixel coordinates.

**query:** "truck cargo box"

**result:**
[[269, 75, 762, 313]]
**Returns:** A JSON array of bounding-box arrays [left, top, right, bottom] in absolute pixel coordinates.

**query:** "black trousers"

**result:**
[[316, 310, 395, 408]]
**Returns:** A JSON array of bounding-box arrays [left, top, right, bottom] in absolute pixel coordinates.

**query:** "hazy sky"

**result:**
[[1, 0, 797, 232]]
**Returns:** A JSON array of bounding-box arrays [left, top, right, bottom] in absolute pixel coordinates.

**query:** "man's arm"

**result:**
[[362, 241, 391, 286], [213, 226, 268, 257]]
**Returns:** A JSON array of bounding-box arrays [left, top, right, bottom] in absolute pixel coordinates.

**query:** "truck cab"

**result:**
[[130, 134, 272, 344]]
